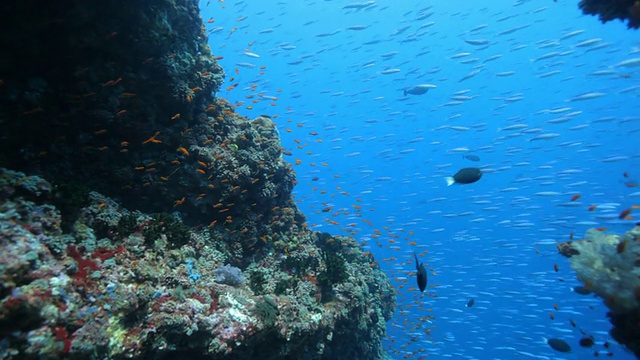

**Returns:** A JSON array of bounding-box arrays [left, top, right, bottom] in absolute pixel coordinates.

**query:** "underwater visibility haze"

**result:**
[[0, 0, 639, 359]]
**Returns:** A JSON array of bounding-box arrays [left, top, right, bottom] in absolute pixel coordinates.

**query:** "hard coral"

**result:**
[[252, 296, 279, 327]]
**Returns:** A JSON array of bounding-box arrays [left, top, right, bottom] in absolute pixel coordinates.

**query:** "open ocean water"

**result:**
[[201, 0, 639, 359]]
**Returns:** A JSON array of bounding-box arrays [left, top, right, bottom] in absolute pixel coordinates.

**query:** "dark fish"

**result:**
[[579, 337, 594, 348], [547, 338, 571, 352], [414, 253, 427, 292], [463, 154, 480, 162], [445, 167, 483, 186], [403, 84, 436, 96], [465, 298, 475, 307], [572, 286, 592, 295]]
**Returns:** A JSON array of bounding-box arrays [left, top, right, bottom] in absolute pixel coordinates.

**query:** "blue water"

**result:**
[[200, 1, 639, 359]]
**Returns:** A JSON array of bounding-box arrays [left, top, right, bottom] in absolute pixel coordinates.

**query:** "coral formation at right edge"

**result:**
[[563, 226, 640, 357]]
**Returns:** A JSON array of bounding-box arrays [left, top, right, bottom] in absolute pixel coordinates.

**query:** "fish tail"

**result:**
[[445, 176, 455, 186]]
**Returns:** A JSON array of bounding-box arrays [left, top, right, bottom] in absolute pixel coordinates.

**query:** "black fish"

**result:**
[[465, 298, 475, 307], [579, 337, 594, 348], [414, 253, 427, 292], [445, 167, 483, 186], [547, 338, 571, 352], [572, 286, 592, 295], [463, 154, 480, 162]]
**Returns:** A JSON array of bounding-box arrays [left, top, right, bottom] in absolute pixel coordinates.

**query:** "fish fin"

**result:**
[[445, 176, 455, 186]]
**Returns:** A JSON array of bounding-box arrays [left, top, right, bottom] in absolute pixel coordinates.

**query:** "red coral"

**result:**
[[188, 291, 207, 304], [67, 245, 100, 287], [52, 326, 72, 354], [91, 247, 117, 262]]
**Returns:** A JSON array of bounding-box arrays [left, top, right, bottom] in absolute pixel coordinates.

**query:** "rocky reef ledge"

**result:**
[[559, 226, 640, 357], [0, 169, 394, 359], [0, 0, 394, 359]]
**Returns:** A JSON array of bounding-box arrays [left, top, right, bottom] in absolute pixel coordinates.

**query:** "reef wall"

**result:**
[[0, 0, 395, 359]]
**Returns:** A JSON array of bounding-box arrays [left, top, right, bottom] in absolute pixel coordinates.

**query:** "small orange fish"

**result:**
[[570, 194, 581, 201], [142, 131, 161, 144], [23, 107, 44, 115], [588, 205, 597, 211], [171, 113, 181, 120], [177, 146, 189, 156], [553, 264, 559, 272], [596, 227, 607, 232]]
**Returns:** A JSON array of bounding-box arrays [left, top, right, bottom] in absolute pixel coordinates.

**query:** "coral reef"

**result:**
[[578, 0, 640, 29], [561, 226, 640, 357], [0, 0, 395, 359], [0, 168, 395, 359], [0, 0, 299, 257]]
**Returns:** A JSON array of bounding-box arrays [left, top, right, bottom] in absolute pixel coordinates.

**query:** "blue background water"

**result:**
[[200, 1, 639, 358]]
